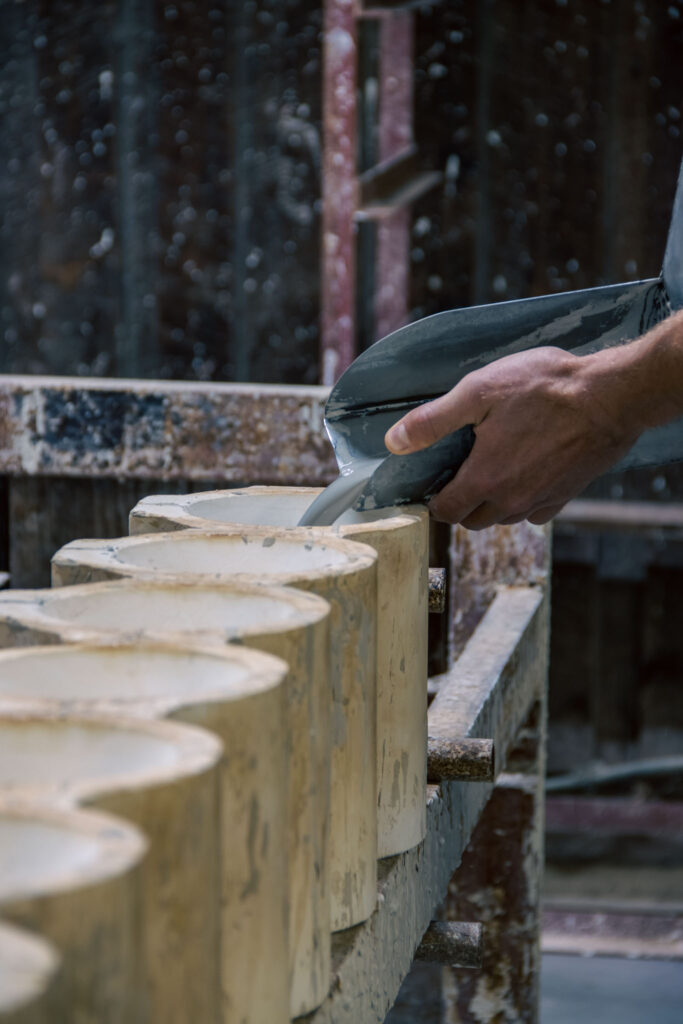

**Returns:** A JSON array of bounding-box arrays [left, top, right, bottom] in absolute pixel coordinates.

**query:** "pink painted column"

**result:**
[[321, 0, 359, 386], [375, 11, 413, 341]]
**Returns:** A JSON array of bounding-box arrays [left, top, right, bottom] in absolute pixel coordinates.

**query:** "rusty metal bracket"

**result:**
[[414, 921, 483, 969], [428, 567, 446, 613], [356, 148, 443, 221]]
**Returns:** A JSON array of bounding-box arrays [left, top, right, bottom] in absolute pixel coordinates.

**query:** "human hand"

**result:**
[[384, 345, 641, 529]]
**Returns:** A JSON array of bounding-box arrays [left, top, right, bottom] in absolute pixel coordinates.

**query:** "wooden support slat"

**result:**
[[429, 586, 547, 769], [306, 584, 548, 1023]]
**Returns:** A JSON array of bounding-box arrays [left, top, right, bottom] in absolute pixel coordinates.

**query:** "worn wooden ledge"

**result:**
[[556, 498, 683, 536], [0, 374, 335, 483], [304, 584, 547, 1024]]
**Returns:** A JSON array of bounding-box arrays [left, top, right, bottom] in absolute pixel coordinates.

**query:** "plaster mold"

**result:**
[[0, 922, 59, 1023], [130, 486, 429, 857], [51, 529, 379, 932], [0, 802, 145, 1023], [0, 581, 332, 1017], [0, 710, 223, 1024], [0, 643, 290, 1024]]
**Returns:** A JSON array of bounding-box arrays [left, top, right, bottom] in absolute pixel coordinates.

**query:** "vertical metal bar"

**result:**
[[321, 0, 359, 385], [473, 0, 494, 305], [374, 10, 413, 341], [377, 12, 413, 162]]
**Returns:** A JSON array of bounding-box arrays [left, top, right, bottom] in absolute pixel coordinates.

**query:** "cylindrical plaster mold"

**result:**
[[0, 923, 60, 1024], [0, 802, 146, 1024], [51, 529, 379, 931], [0, 582, 332, 1017], [0, 644, 290, 1024], [0, 710, 223, 1024], [131, 487, 429, 857]]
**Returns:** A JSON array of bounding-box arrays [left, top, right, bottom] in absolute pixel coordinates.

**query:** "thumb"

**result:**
[[384, 377, 481, 454]]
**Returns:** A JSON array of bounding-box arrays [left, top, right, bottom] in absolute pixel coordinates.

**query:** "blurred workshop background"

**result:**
[[1, 1, 682, 1019]]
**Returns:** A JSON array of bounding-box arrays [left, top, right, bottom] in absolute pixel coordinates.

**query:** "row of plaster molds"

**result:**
[[0, 643, 290, 1024], [0, 708, 223, 1024], [130, 487, 430, 859], [0, 580, 333, 1017], [0, 801, 146, 1023], [50, 528, 379, 935], [0, 922, 59, 1023]]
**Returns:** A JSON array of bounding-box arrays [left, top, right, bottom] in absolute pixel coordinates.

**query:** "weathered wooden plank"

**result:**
[[305, 585, 547, 1024], [0, 375, 335, 482]]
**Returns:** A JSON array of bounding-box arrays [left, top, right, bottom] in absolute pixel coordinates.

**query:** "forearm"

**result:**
[[383, 310, 683, 529], [587, 309, 683, 435]]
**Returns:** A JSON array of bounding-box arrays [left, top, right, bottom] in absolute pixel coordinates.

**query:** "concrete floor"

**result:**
[[541, 954, 683, 1024]]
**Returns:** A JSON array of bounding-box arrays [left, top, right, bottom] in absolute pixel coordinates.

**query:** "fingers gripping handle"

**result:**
[[357, 425, 476, 511]]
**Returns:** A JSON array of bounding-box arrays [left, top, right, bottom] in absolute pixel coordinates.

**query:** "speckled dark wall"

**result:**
[[1, 1, 681, 388], [411, 0, 683, 317], [0, 0, 323, 384]]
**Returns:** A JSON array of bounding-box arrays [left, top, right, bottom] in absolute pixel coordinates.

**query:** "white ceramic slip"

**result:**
[[130, 486, 429, 857], [0, 581, 332, 1017], [0, 643, 290, 1024], [0, 710, 222, 1024], [0, 802, 145, 1024], [0, 922, 59, 1023], [51, 529, 378, 932]]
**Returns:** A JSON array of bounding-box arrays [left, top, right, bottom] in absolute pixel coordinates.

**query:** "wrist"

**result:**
[[581, 311, 683, 437]]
